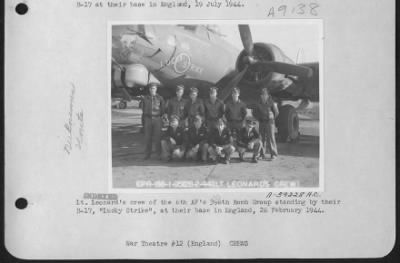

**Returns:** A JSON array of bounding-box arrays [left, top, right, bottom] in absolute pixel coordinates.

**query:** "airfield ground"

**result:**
[[111, 101, 320, 189]]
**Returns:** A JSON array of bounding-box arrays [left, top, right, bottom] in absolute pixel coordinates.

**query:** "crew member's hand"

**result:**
[[170, 138, 176, 144], [216, 146, 223, 154]]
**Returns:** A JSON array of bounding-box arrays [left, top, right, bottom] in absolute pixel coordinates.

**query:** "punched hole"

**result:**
[[15, 198, 28, 209], [15, 3, 28, 15]]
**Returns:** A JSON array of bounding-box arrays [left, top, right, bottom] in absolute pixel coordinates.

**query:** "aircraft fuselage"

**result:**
[[112, 24, 239, 86]]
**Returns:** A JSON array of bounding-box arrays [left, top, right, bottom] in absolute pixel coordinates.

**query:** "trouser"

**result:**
[[179, 120, 186, 128], [237, 139, 262, 158], [259, 120, 278, 157], [227, 120, 244, 134], [187, 116, 195, 128], [208, 144, 235, 161], [161, 140, 185, 160], [144, 116, 162, 156], [185, 142, 209, 161], [206, 119, 218, 131]]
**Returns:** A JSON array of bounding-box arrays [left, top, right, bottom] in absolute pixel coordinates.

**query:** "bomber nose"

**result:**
[[126, 25, 153, 46]]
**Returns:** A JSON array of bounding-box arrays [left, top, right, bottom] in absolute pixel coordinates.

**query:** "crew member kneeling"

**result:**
[[208, 118, 235, 164], [236, 117, 262, 163], [161, 115, 185, 161], [185, 115, 208, 162]]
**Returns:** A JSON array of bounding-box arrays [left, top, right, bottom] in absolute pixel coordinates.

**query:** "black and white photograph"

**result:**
[[110, 21, 323, 190], [4, 0, 396, 260]]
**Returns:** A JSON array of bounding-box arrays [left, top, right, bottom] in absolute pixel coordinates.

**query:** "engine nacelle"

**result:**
[[112, 64, 160, 88], [235, 43, 293, 87]]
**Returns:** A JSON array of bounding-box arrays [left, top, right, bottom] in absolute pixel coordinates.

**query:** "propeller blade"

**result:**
[[258, 61, 313, 78], [238, 25, 254, 56], [219, 65, 248, 101]]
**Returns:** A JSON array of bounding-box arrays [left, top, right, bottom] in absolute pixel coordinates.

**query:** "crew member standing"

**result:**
[[204, 87, 225, 131], [252, 88, 279, 160], [165, 85, 187, 127], [184, 87, 205, 127], [225, 87, 247, 133], [141, 83, 165, 160]]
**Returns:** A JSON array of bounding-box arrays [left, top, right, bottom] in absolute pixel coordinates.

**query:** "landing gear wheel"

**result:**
[[118, 101, 127, 109], [276, 104, 300, 143]]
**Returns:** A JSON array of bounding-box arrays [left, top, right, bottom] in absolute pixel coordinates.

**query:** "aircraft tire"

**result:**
[[276, 104, 300, 143]]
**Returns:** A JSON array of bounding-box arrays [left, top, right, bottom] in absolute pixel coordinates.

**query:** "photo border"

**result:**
[[107, 19, 324, 193]]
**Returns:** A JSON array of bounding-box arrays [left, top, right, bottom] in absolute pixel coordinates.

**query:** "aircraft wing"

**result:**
[[275, 62, 319, 102], [215, 62, 319, 104]]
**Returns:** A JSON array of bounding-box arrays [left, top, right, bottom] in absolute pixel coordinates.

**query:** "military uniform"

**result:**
[[166, 97, 188, 127], [184, 99, 205, 126], [161, 126, 186, 160], [236, 127, 262, 161], [142, 94, 165, 158], [225, 99, 247, 133], [185, 125, 208, 161], [208, 127, 235, 162], [252, 97, 279, 158], [204, 98, 225, 131]]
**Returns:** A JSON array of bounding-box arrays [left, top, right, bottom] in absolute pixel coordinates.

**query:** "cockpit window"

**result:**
[[177, 24, 197, 32], [176, 24, 225, 40], [205, 25, 221, 35]]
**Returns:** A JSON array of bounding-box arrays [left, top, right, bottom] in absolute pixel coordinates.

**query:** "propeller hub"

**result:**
[[243, 56, 258, 65], [236, 43, 276, 85]]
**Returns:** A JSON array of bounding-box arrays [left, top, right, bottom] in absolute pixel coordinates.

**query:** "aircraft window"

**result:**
[[177, 24, 197, 32], [176, 25, 220, 40], [194, 26, 210, 39], [206, 25, 221, 35], [138, 25, 145, 33]]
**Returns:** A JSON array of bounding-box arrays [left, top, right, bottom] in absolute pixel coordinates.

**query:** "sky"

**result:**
[[217, 21, 322, 63]]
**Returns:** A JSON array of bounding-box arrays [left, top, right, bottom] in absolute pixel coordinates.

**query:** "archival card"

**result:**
[[4, 0, 395, 259]]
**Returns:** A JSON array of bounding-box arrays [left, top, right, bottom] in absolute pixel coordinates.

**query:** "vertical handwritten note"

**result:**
[[64, 83, 85, 154]]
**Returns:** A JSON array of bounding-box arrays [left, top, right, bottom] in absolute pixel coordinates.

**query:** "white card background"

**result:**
[[4, 0, 395, 259]]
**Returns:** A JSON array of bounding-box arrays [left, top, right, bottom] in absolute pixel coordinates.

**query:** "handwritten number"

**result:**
[[268, 3, 320, 17], [309, 3, 319, 16], [297, 3, 305, 15], [278, 5, 287, 16]]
